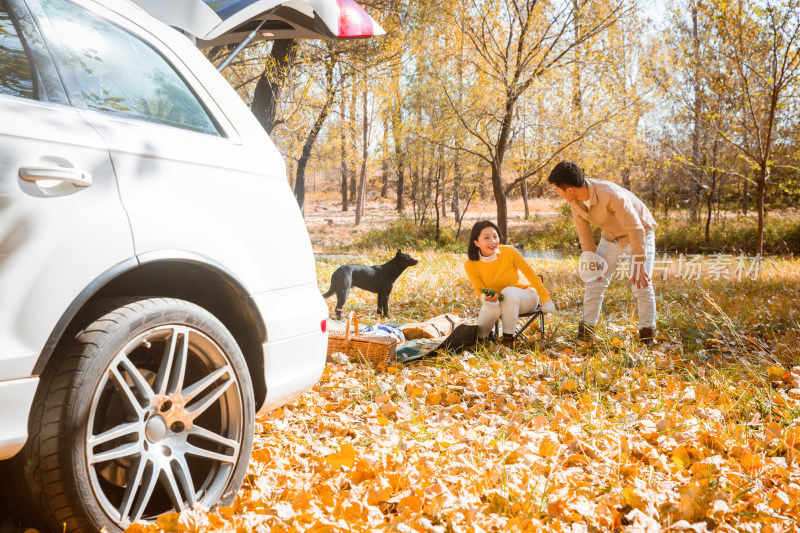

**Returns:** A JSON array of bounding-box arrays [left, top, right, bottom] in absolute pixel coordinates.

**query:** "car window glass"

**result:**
[[39, 0, 219, 135], [0, 1, 36, 100]]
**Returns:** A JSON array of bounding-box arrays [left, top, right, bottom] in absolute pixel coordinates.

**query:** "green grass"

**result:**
[[656, 216, 800, 254], [316, 250, 800, 367], [329, 210, 800, 254], [347, 218, 465, 252]]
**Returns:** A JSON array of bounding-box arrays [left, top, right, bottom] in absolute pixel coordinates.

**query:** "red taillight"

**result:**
[[321, 319, 327, 333], [336, 0, 374, 37]]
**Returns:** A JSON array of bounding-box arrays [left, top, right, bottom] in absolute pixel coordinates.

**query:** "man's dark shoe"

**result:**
[[639, 327, 656, 347], [577, 322, 596, 343]]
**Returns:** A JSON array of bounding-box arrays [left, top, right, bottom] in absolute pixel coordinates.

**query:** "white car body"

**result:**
[[0, 0, 333, 460]]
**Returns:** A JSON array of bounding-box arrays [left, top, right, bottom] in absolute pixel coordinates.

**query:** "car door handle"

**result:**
[[19, 166, 93, 188]]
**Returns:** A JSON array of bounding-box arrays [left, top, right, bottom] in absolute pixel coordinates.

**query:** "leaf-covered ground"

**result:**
[[132, 251, 800, 532]]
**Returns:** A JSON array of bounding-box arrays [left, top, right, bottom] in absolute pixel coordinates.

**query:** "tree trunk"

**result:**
[[340, 99, 349, 211], [250, 40, 298, 134], [756, 164, 766, 255], [492, 90, 516, 240], [439, 156, 447, 218], [453, 155, 461, 222], [689, 1, 702, 223], [396, 163, 405, 212], [704, 175, 715, 243], [453, 11, 464, 224], [381, 115, 389, 199], [572, 0, 582, 132], [294, 67, 335, 211], [434, 164, 441, 241], [650, 172, 657, 209], [381, 159, 389, 199], [741, 177, 749, 215], [425, 161, 433, 199], [355, 88, 369, 226], [751, 87, 780, 255], [411, 167, 419, 224], [522, 179, 530, 219], [349, 168, 357, 202], [391, 74, 405, 212], [394, 128, 405, 212], [417, 169, 428, 228], [348, 88, 358, 202], [491, 161, 508, 241], [456, 187, 475, 238]]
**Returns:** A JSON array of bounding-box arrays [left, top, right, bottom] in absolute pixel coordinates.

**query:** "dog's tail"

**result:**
[[322, 287, 335, 299]]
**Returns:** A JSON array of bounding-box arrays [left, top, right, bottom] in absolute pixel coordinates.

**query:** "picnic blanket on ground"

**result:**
[[326, 317, 478, 364], [396, 323, 480, 362], [361, 324, 405, 342], [395, 337, 448, 363]]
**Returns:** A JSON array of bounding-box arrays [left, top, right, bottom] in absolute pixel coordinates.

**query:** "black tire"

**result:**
[[2, 298, 255, 532]]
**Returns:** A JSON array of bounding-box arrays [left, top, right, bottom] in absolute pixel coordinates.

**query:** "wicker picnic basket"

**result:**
[[327, 312, 397, 366]]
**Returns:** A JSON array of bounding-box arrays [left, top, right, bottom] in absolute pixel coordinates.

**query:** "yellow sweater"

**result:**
[[464, 245, 551, 302]]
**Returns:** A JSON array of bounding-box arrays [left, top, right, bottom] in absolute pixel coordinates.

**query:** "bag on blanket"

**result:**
[[402, 313, 463, 340], [437, 324, 479, 352]]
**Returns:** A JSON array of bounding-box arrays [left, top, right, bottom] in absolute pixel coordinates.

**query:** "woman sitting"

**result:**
[[464, 220, 555, 347]]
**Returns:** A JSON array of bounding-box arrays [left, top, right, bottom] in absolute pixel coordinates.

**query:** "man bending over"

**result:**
[[547, 161, 658, 346]]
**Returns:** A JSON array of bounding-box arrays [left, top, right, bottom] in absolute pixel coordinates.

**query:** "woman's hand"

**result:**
[[483, 293, 500, 303], [480, 288, 503, 303]]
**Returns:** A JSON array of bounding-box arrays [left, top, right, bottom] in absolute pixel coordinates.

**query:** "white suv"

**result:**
[[0, 0, 380, 530]]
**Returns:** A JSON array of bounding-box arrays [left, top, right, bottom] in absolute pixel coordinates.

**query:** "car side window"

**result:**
[[0, 1, 36, 100], [38, 0, 220, 135]]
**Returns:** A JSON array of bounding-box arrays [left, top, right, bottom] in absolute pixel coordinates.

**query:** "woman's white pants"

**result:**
[[477, 286, 540, 338]]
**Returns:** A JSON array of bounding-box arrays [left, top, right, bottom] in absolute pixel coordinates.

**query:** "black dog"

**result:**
[[322, 250, 419, 318]]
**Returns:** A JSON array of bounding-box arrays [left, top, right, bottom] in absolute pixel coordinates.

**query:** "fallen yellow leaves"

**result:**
[[127, 353, 800, 532], [768, 365, 785, 381], [121, 253, 800, 533], [559, 379, 579, 392], [325, 443, 357, 469]]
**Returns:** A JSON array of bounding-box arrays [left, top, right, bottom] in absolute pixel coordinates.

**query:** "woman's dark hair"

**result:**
[[547, 161, 585, 189], [467, 220, 502, 261]]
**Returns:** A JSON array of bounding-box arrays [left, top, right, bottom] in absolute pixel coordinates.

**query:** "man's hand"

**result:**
[[632, 264, 651, 289]]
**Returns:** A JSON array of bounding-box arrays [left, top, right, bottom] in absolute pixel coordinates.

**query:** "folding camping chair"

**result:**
[[493, 306, 545, 340], [492, 274, 547, 341]]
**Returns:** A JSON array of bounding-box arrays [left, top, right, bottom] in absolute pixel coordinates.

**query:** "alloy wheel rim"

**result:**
[[85, 324, 244, 527]]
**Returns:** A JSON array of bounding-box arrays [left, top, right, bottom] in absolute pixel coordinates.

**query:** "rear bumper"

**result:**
[[253, 283, 328, 343], [257, 330, 327, 416], [0, 377, 38, 460], [251, 282, 328, 415]]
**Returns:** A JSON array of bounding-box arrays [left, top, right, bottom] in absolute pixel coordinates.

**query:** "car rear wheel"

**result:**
[[6, 298, 254, 532]]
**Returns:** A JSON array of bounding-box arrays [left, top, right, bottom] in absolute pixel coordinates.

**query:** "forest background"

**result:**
[[208, 0, 800, 256]]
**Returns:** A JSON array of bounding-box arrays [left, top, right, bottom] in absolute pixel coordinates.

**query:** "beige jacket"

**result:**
[[569, 178, 657, 258]]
